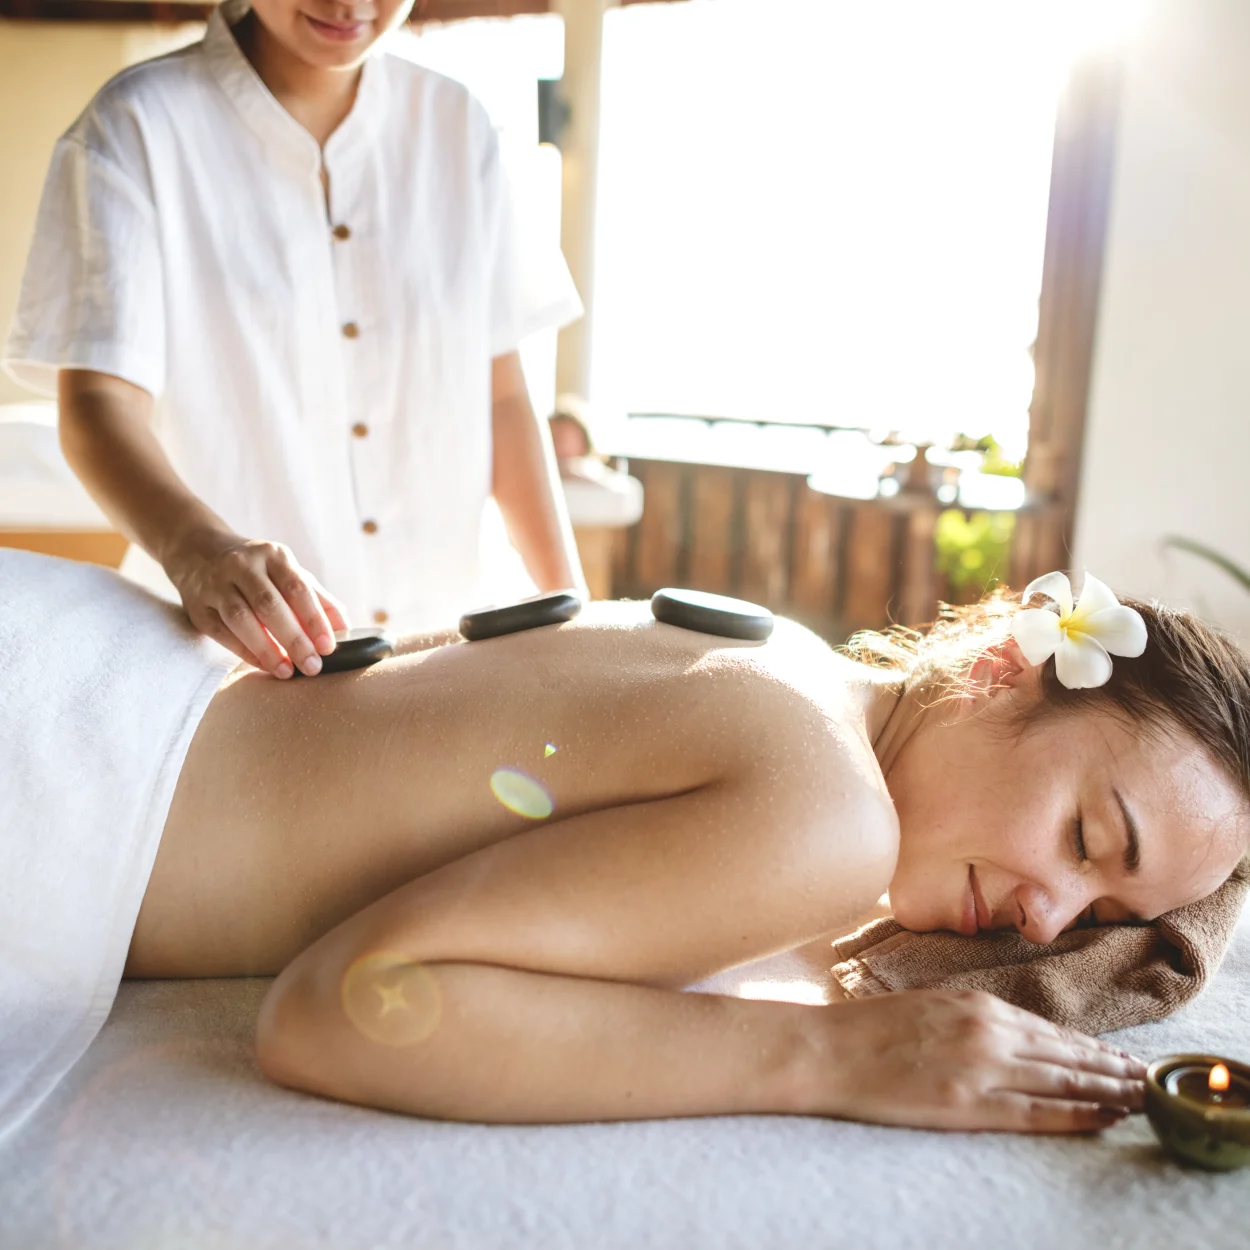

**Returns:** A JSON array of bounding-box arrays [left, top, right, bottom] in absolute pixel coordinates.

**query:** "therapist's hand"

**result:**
[[165, 527, 349, 678]]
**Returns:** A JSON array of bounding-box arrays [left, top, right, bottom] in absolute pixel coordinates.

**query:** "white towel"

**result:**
[[0, 550, 236, 1142]]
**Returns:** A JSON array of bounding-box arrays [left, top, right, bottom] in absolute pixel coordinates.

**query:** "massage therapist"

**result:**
[[2, 0, 586, 678]]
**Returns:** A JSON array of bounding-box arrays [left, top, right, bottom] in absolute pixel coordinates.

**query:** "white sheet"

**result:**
[[0, 550, 235, 1144], [2, 904, 1246, 1249]]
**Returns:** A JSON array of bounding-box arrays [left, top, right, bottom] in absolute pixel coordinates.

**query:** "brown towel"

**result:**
[[829, 867, 1249, 1034]]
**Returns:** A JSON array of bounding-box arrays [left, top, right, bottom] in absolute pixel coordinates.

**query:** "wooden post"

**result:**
[[1012, 50, 1123, 585], [553, 0, 611, 400]]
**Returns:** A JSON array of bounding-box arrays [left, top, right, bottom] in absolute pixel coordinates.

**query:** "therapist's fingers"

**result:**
[[189, 605, 269, 675], [218, 588, 300, 678], [234, 570, 325, 677], [306, 575, 350, 635], [265, 550, 344, 654], [318, 592, 350, 635]]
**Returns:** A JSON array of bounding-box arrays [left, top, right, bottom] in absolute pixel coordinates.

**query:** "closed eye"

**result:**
[[1071, 817, 1089, 865]]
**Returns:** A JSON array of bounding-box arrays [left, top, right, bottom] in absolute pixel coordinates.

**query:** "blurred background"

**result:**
[[3, 0, 1249, 643]]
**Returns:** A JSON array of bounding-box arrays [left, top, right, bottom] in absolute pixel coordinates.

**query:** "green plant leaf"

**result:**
[[1161, 537, 1250, 594]]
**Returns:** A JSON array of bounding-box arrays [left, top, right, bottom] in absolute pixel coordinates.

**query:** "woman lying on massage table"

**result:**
[[123, 572, 1250, 1134]]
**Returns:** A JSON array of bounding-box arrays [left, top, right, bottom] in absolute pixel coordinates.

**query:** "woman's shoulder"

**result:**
[[59, 40, 209, 169], [751, 620, 898, 810], [376, 51, 495, 145]]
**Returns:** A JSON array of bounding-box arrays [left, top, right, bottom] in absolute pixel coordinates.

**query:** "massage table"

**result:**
[[0, 402, 127, 569], [1, 903, 1246, 1250], [2, 404, 1245, 1248]]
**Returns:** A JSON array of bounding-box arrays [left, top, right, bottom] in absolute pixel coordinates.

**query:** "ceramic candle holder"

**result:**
[[1145, 1053, 1250, 1172]]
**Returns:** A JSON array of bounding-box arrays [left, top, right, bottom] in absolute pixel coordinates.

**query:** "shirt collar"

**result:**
[[203, 0, 388, 178]]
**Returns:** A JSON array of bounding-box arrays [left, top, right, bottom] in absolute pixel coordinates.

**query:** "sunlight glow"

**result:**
[[737, 979, 829, 1006], [341, 952, 443, 1047], [1052, 0, 1147, 55], [490, 767, 555, 820]]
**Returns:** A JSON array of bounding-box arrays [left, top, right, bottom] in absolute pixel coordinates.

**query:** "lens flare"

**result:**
[[490, 767, 554, 820], [341, 951, 442, 1047], [544, 742, 558, 758]]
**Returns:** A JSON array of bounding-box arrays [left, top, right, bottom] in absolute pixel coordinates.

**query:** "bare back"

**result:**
[[127, 603, 897, 979]]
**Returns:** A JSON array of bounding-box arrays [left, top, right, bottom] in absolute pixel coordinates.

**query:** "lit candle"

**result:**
[[1163, 1060, 1250, 1108], [1146, 1054, 1250, 1171]]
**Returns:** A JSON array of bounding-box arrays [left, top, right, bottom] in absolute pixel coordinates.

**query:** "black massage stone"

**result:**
[[321, 627, 395, 673], [459, 590, 584, 641], [650, 588, 774, 641]]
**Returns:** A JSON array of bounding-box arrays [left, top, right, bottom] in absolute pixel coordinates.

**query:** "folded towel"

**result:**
[[830, 867, 1249, 1033], [0, 549, 236, 1143]]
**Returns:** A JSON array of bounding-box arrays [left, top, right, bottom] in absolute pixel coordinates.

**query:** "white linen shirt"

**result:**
[[3, 3, 581, 631]]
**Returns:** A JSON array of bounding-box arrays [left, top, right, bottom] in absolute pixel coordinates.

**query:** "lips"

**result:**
[[969, 866, 991, 932], [304, 15, 370, 41], [958, 865, 993, 936], [959, 865, 979, 936]]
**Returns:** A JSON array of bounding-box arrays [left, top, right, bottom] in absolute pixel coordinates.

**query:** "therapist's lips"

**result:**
[[304, 14, 371, 41]]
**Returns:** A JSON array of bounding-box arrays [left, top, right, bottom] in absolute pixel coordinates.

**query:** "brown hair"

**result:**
[[845, 587, 1250, 831]]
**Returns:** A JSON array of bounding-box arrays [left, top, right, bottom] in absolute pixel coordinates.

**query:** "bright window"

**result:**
[[591, 0, 1133, 464], [392, 15, 567, 422]]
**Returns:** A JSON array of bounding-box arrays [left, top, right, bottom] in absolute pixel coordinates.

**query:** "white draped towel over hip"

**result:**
[[0, 550, 236, 1142]]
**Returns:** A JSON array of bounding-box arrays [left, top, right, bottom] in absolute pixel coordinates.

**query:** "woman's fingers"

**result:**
[[822, 990, 1148, 1135], [305, 573, 350, 635], [225, 544, 327, 676], [997, 1060, 1144, 1111], [261, 549, 338, 660], [1020, 1031, 1146, 1081], [987, 1093, 1129, 1136], [194, 607, 266, 672], [168, 532, 351, 676], [218, 590, 296, 678]]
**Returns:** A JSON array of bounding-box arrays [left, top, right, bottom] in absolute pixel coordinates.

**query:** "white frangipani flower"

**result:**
[[1009, 571, 1147, 690]]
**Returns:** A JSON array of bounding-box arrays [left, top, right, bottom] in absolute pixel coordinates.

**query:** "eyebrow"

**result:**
[[1112, 788, 1142, 875]]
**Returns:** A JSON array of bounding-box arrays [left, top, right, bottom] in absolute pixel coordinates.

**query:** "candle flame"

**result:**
[[1209, 1063, 1231, 1092]]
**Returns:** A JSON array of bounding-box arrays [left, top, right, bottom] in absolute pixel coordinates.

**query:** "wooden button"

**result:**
[[361, 519, 378, 535], [342, 322, 360, 339], [351, 422, 369, 438], [332, 223, 351, 241], [373, 609, 389, 625]]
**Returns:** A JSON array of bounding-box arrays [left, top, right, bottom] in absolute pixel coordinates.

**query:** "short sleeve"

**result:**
[[2, 137, 166, 399], [482, 125, 583, 358]]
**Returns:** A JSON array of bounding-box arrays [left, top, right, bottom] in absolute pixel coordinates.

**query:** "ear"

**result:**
[[967, 637, 1037, 695]]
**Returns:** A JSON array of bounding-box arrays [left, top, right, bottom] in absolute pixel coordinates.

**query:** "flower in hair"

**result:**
[[1009, 571, 1147, 689]]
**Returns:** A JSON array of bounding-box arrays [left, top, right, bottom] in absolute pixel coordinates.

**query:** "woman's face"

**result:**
[[549, 416, 592, 461], [886, 668, 1248, 942], [249, 0, 416, 70]]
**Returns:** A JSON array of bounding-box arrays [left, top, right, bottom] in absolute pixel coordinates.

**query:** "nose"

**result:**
[[1012, 880, 1091, 945]]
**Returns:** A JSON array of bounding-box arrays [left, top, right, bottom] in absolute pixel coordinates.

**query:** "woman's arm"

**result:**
[[256, 755, 1143, 1131], [261, 958, 1140, 1130], [58, 369, 345, 676], [489, 352, 588, 597]]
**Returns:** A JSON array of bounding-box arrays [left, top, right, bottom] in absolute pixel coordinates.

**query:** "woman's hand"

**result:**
[[818, 989, 1145, 1133], [165, 527, 349, 678]]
